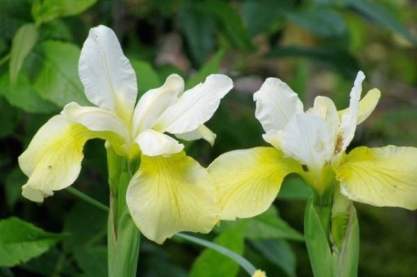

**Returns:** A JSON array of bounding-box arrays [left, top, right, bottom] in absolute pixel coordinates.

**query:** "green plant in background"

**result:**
[[1, 0, 416, 276], [209, 71, 417, 276]]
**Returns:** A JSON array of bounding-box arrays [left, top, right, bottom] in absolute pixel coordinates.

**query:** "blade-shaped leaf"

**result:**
[[0, 217, 63, 267], [186, 49, 225, 89], [32, 0, 97, 24], [9, 23, 38, 83]]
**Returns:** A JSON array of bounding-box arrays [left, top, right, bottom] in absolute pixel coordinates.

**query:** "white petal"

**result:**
[[309, 96, 339, 142], [339, 71, 365, 152], [276, 113, 335, 170], [62, 102, 129, 139], [154, 74, 233, 134], [175, 125, 216, 146], [132, 74, 184, 135], [79, 25, 137, 118], [254, 77, 303, 132], [136, 129, 184, 156]]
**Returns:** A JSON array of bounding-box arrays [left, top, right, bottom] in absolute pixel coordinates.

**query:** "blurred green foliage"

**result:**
[[0, 0, 416, 276]]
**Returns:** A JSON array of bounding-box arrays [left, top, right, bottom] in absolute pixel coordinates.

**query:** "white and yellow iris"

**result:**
[[19, 25, 233, 243], [209, 71, 417, 221]]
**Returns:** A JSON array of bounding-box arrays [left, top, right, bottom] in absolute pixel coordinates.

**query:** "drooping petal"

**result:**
[[79, 25, 137, 119], [208, 147, 301, 220], [175, 125, 216, 146], [274, 113, 335, 171], [338, 88, 381, 125], [126, 153, 218, 244], [339, 71, 365, 152], [336, 146, 417, 210], [62, 102, 129, 140], [254, 77, 303, 132], [154, 74, 233, 134], [136, 129, 183, 156], [132, 74, 184, 135], [18, 115, 92, 202]]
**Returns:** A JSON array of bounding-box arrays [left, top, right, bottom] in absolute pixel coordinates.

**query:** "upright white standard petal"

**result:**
[[132, 74, 184, 135], [254, 77, 303, 132], [309, 96, 339, 146], [276, 113, 335, 171], [62, 102, 129, 140], [154, 74, 233, 134], [175, 125, 216, 146], [136, 129, 184, 156], [79, 25, 137, 118], [339, 71, 365, 152]]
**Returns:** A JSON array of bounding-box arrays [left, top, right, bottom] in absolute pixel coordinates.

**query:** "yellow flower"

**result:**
[[209, 71, 417, 221], [19, 25, 233, 243], [252, 270, 267, 277]]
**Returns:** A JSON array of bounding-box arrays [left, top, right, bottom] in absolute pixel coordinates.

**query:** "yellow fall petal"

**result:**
[[252, 270, 267, 277], [208, 147, 301, 220], [338, 88, 381, 125], [18, 115, 93, 202], [126, 153, 218, 244], [336, 145, 417, 210]]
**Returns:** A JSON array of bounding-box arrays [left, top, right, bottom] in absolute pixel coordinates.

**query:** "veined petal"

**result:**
[[154, 74, 233, 134], [136, 129, 183, 156], [175, 125, 216, 146], [18, 115, 92, 202], [339, 71, 365, 152], [254, 78, 303, 132], [208, 147, 300, 220], [276, 113, 335, 171], [126, 153, 218, 244], [336, 146, 417, 210], [338, 88, 381, 125], [79, 25, 137, 119], [132, 74, 184, 135], [62, 102, 129, 140]]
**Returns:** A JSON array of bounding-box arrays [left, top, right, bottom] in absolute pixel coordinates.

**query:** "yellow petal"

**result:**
[[336, 145, 417, 210], [18, 115, 93, 202], [126, 153, 218, 244], [252, 270, 267, 277], [338, 88, 381, 125], [208, 147, 301, 220]]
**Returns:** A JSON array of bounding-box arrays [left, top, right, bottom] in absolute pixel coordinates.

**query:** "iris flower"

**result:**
[[209, 71, 417, 221], [19, 25, 233, 243]]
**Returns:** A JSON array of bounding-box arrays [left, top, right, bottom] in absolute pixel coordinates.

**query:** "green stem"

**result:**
[[66, 187, 108, 212], [106, 147, 140, 277], [176, 233, 256, 276]]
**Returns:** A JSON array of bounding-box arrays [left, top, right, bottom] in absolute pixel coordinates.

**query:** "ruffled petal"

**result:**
[[154, 74, 233, 134], [339, 71, 365, 152], [18, 115, 93, 202], [254, 77, 303, 132], [79, 25, 137, 120], [175, 125, 216, 146], [132, 74, 184, 135], [126, 153, 218, 243], [136, 129, 183, 156], [208, 147, 300, 220], [336, 146, 417, 210]]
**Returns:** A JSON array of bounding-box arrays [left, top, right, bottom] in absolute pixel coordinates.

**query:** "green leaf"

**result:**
[[74, 246, 107, 277], [204, 0, 253, 50], [0, 98, 18, 139], [242, 0, 290, 36], [186, 49, 225, 89], [33, 40, 89, 107], [244, 207, 304, 241], [279, 175, 313, 200], [346, 0, 417, 45], [190, 224, 246, 277], [178, 2, 216, 65], [5, 168, 25, 208], [131, 59, 161, 95], [0, 72, 57, 114], [0, 217, 63, 267], [9, 23, 38, 83], [251, 239, 296, 277], [32, 0, 97, 24], [287, 8, 347, 37], [304, 200, 334, 277]]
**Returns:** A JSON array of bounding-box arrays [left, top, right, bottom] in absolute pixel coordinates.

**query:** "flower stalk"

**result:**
[[107, 147, 140, 277]]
